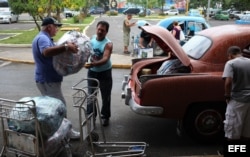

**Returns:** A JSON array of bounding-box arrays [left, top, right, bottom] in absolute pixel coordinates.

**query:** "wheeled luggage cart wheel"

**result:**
[[87, 131, 99, 143], [84, 151, 93, 157]]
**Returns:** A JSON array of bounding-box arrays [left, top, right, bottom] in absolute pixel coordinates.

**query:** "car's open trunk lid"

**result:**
[[141, 25, 191, 67]]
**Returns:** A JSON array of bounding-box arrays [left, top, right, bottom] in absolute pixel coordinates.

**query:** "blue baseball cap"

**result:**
[[41, 17, 62, 27]]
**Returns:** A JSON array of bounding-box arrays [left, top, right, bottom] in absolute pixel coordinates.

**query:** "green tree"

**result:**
[[8, 0, 86, 31], [229, 0, 250, 10], [188, 0, 250, 11], [158, 0, 166, 14]]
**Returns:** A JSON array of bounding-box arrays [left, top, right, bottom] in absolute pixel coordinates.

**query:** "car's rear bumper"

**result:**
[[128, 97, 164, 116], [121, 75, 163, 116], [0, 20, 9, 23]]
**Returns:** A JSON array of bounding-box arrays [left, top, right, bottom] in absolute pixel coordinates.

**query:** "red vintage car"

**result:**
[[121, 24, 250, 143]]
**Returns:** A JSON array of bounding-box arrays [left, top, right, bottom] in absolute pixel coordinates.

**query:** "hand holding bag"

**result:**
[[179, 30, 185, 41]]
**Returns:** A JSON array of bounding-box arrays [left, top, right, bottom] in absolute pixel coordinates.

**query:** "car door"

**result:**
[[10, 12, 16, 22], [10, 12, 14, 21]]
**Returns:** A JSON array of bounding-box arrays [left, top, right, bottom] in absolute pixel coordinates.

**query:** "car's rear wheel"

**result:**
[[183, 103, 226, 143]]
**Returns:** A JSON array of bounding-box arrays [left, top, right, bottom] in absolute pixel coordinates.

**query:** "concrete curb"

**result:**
[[0, 53, 132, 68], [112, 64, 131, 69], [0, 44, 132, 69], [0, 44, 31, 48], [0, 56, 132, 69], [0, 16, 133, 68], [0, 57, 34, 64]]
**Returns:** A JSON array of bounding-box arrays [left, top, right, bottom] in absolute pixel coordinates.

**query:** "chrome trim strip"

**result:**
[[129, 97, 163, 116]]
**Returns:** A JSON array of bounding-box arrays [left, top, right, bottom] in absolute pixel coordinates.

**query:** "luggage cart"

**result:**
[[0, 98, 72, 157], [72, 78, 148, 157], [0, 98, 46, 157]]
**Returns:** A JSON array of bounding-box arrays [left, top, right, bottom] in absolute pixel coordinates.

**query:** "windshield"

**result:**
[[182, 35, 212, 59], [0, 1, 9, 7], [0, 12, 10, 15], [189, 10, 200, 14]]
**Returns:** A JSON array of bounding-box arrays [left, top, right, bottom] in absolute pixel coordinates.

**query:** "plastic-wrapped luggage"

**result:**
[[42, 118, 72, 157], [53, 30, 93, 76], [8, 96, 66, 139], [157, 59, 190, 75]]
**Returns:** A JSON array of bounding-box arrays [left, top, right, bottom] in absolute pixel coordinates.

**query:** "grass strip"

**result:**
[[0, 16, 94, 44]]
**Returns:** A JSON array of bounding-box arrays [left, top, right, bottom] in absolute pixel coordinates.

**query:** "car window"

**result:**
[[188, 21, 207, 32], [166, 20, 185, 31], [166, 23, 173, 31], [189, 10, 199, 14], [222, 11, 228, 15], [182, 35, 212, 59], [0, 12, 10, 15]]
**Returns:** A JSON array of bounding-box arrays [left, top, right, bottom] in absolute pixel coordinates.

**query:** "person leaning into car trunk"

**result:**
[[138, 22, 154, 49], [221, 46, 250, 155], [123, 14, 136, 54]]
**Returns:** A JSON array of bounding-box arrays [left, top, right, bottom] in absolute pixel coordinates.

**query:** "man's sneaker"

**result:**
[[69, 128, 80, 140], [102, 119, 109, 127]]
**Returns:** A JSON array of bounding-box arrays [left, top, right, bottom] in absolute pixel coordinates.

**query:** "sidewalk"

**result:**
[[0, 44, 133, 69]]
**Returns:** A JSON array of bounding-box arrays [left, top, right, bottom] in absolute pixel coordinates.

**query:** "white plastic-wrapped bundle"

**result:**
[[8, 96, 66, 139], [53, 30, 93, 76], [41, 118, 72, 157]]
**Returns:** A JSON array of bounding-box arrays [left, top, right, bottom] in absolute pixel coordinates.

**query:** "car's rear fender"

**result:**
[[138, 74, 225, 119]]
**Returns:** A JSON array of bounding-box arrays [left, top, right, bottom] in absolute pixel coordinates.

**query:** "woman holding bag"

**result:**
[[171, 21, 185, 45]]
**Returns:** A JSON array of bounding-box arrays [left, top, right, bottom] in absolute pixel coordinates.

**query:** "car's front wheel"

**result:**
[[183, 103, 226, 143]]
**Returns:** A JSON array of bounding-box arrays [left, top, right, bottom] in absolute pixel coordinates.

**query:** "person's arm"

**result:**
[[125, 19, 135, 27], [139, 37, 145, 48], [224, 77, 232, 103], [89, 42, 113, 67], [172, 29, 176, 37], [43, 42, 78, 57], [148, 38, 154, 47]]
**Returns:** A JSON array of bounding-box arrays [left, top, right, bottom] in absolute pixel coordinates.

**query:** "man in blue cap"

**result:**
[[32, 17, 80, 139]]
